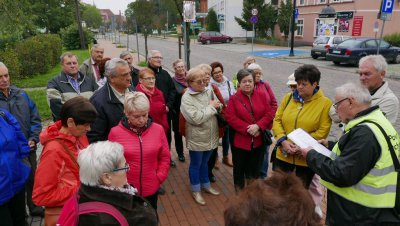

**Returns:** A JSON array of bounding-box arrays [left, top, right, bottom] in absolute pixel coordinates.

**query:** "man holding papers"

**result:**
[[300, 82, 400, 226]]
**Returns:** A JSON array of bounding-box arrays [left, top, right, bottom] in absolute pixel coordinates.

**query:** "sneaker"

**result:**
[[178, 155, 185, 162], [202, 187, 220, 196], [192, 192, 206, 205]]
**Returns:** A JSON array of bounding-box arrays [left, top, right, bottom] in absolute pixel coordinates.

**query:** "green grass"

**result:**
[[25, 89, 52, 121], [12, 49, 90, 88], [138, 60, 148, 67]]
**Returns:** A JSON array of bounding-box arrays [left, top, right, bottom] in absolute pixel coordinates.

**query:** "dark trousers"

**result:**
[[207, 148, 218, 177], [144, 192, 159, 210], [171, 110, 184, 156], [232, 146, 265, 189], [0, 189, 28, 226], [167, 113, 172, 149], [26, 151, 38, 211], [272, 158, 315, 189]]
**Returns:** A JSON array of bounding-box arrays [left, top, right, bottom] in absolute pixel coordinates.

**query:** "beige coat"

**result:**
[[180, 88, 219, 151]]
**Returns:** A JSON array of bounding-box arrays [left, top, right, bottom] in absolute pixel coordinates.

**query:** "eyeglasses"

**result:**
[[112, 162, 130, 172], [333, 98, 349, 109], [191, 79, 206, 85], [151, 56, 163, 60], [142, 77, 156, 81]]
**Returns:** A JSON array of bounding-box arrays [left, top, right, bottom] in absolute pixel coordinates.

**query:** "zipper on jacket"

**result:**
[[138, 134, 143, 196], [293, 103, 304, 165]]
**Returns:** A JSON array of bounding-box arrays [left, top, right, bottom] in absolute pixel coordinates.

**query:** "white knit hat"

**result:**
[[287, 73, 296, 86]]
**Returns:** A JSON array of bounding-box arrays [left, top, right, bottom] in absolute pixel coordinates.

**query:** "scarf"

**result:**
[[139, 84, 155, 96], [173, 72, 188, 87], [98, 184, 138, 196]]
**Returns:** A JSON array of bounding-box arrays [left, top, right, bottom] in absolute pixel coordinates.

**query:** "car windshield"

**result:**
[[337, 39, 363, 47], [314, 37, 329, 44]]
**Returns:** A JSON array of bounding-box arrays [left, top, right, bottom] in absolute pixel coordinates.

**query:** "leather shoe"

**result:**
[[192, 192, 206, 205], [29, 206, 44, 217], [222, 156, 233, 167], [209, 175, 216, 183], [170, 159, 176, 167], [202, 187, 220, 196], [178, 155, 185, 162], [157, 187, 166, 195]]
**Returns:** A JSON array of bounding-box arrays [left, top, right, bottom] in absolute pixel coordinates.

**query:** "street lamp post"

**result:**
[[289, 0, 297, 57], [74, 0, 86, 49]]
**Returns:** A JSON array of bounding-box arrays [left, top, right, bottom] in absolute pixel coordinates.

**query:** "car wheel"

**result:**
[[226, 39, 231, 43], [201, 41, 206, 45], [333, 61, 340, 65], [311, 54, 318, 59], [392, 53, 400, 64], [206, 40, 211, 45]]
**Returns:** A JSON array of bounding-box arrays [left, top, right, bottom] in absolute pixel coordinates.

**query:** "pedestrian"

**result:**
[[243, 56, 256, 69], [300, 82, 400, 225], [0, 109, 31, 226], [33, 96, 97, 226], [120, 51, 140, 87], [108, 92, 170, 210], [225, 69, 274, 192], [171, 59, 188, 162], [0, 62, 43, 216], [271, 64, 332, 189], [181, 67, 221, 205], [79, 44, 105, 85], [97, 57, 111, 88]]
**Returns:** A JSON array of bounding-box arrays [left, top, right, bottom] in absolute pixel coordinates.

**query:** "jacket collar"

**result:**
[[148, 64, 162, 74], [60, 71, 84, 83], [105, 82, 135, 104], [371, 81, 388, 100], [293, 86, 324, 104], [79, 184, 134, 210], [120, 116, 153, 135], [0, 85, 19, 100]]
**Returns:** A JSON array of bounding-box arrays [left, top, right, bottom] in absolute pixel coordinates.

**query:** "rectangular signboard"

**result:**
[[183, 1, 196, 22], [352, 16, 363, 36]]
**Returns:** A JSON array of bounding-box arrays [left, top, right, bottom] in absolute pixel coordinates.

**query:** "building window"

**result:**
[[296, 19, 304, 36], [332, 0, 341, 2], [318, 0, 326, 4], [299, 0, 305, 6]]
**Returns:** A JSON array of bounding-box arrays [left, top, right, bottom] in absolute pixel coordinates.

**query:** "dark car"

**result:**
[[311, 35, 351, 59], [326, 38, 400, 66], [197, 31, 232, 44]]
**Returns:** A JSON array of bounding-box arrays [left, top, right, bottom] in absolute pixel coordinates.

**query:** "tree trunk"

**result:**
[[144, 33, 148, 61]]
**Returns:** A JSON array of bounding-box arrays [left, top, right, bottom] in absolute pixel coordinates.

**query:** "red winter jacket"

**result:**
[[108, 119, 171, 197], [33, 121, 89, 207], [254, 81, 278, 130], [226, 89, 274, 151], [136, 85, 169, 134]]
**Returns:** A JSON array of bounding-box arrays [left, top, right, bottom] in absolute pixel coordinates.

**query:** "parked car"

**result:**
[[198, 31, 232, 44], [326, 38, 400, 66], [311, 35, 351, 59]]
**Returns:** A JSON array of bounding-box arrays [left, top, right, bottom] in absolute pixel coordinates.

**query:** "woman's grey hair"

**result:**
[[244, 56, 255, 64], [124, 92, 150, 113], [105, 58, 128, 78], [197, 64, 212, 73], [172, 59, 184, 68], [119, 50, 132, 59], [335, 82, 372, 105], [148, 50, 161, 61], [247, 63, 262, 71], [78, 141, 125, 186], [359, 55, 387, 73]]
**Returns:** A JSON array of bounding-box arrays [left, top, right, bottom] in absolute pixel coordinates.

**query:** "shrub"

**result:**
[[60, 23, 94, 50], [384, 33, 400, 47], [0, 48, 21, 78]]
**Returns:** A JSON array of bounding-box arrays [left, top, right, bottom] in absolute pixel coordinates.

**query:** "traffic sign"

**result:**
[[250, 15, 258, 24], [381, 0, 394, 13], [252, 8, 258, 16], [374, 21, 379, 32]]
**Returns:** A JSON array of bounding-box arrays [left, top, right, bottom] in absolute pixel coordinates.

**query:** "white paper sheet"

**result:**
[[287, 128, 332, 158]]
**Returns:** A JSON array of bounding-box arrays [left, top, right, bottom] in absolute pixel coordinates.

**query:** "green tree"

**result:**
[[205, 8, 219, 32], [277, 0, 293, 40], [126, 0, 155, 60], [82, 4, 102, 28]]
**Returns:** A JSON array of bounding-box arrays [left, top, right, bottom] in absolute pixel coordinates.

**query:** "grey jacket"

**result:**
[[371, 81, 399, 124], [79, 58, 96, 82]]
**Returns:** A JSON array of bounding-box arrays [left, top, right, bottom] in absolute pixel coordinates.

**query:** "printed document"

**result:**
[[287, 128, 332, 158]]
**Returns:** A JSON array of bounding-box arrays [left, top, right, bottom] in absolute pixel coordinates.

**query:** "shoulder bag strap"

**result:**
[[53, 139, 80, 168], [227, 81, 232, 97], [234, 95, 255, 122], [79, 201, 129, 226], [360, 120, 400, 172], [283, 93, 293, 112]]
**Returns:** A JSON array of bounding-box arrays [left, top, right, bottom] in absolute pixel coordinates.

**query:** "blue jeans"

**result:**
[[260, 145, 270, 179], [222, 127, 230, 156], [189, 150, 213, 192]]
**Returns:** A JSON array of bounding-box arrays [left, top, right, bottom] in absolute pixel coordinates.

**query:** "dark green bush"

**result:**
[[60, 23, 94, 50], [384, 33, 400, 47], [0, 48, 21, 79]]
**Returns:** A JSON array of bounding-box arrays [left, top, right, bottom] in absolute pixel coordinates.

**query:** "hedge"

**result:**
[[384, 33, 400, 47], [0, 48, 21, 78], [60, 24, 94, 50]]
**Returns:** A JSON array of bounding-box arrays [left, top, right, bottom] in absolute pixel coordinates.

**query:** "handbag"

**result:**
[[263, 130, 273, 145]]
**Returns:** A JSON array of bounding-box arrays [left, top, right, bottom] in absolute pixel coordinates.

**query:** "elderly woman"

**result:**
[[272, 64, 332, 189], [171, 59, 188, 162], [226, 69, 274, 192], [108, 92, 170, 210], [210, 61, 235, 167], [136, 68, 169, 134], [75, 141, 158, 225], [243, 56, 256, 69], [33, 96, 97, 226], [247, 63, 277, 179], [181, 67, 221, 205]]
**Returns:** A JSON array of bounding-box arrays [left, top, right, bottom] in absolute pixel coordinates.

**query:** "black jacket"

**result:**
[[148, 64, 176, 110], [307, 106, 400, 225], [131, 66, 139, 87], [172, 78, 187, 116], [78, 184, 158, 226], [87, 82, 135, 143]]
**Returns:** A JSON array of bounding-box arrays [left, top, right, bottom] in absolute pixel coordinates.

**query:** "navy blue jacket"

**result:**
[[0, 109, 30, 205], [0, 86, 42, 143]]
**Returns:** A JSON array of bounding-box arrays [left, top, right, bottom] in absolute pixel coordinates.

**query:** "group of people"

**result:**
[[1, 39, 400, 226]]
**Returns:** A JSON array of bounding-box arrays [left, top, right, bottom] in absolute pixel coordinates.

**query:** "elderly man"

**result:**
[[120, 50, 139, 86], [359, 55, 399, 123], [87, 58, 135, 143], [47, 52, 98, 121], [80, 44, 104, 84], [0, 62, 43, 217], [147, 50, 177, 166], [300, 82, 400, 225]]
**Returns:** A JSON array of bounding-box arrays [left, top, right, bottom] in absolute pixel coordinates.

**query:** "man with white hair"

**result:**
[[359, 55, 399, 124], [300, 82, 400, 225], [87, 58, 135, 143], [80, 44, 104, 83], [120, 50, 139, 86]]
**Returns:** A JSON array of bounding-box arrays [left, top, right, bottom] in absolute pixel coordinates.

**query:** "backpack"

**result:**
[[56, 193, 129, 226]]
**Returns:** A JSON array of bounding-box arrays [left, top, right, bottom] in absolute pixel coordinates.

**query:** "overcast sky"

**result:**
[[81, 0, 131, 15]]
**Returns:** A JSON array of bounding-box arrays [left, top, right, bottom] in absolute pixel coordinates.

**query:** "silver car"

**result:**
[[311, 35, 351, 59]]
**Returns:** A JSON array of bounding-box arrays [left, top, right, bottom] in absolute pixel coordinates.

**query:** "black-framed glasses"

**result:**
[[333, 98, 349, 109], [112, 162, 130, 172]]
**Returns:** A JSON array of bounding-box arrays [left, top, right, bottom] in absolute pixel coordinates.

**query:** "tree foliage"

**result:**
[[234, 0, 277, 38], [205, 8, 219, 32], [277, 0, 293, 40], [60, 24, 94, 50], [82, 4, 102, 28]]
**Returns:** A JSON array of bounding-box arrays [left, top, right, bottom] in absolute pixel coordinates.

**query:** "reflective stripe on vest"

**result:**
[[321, 109, 399, 208]]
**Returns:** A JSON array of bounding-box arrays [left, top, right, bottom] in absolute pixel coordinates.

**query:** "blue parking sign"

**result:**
[[381, 0, 394, 13]]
